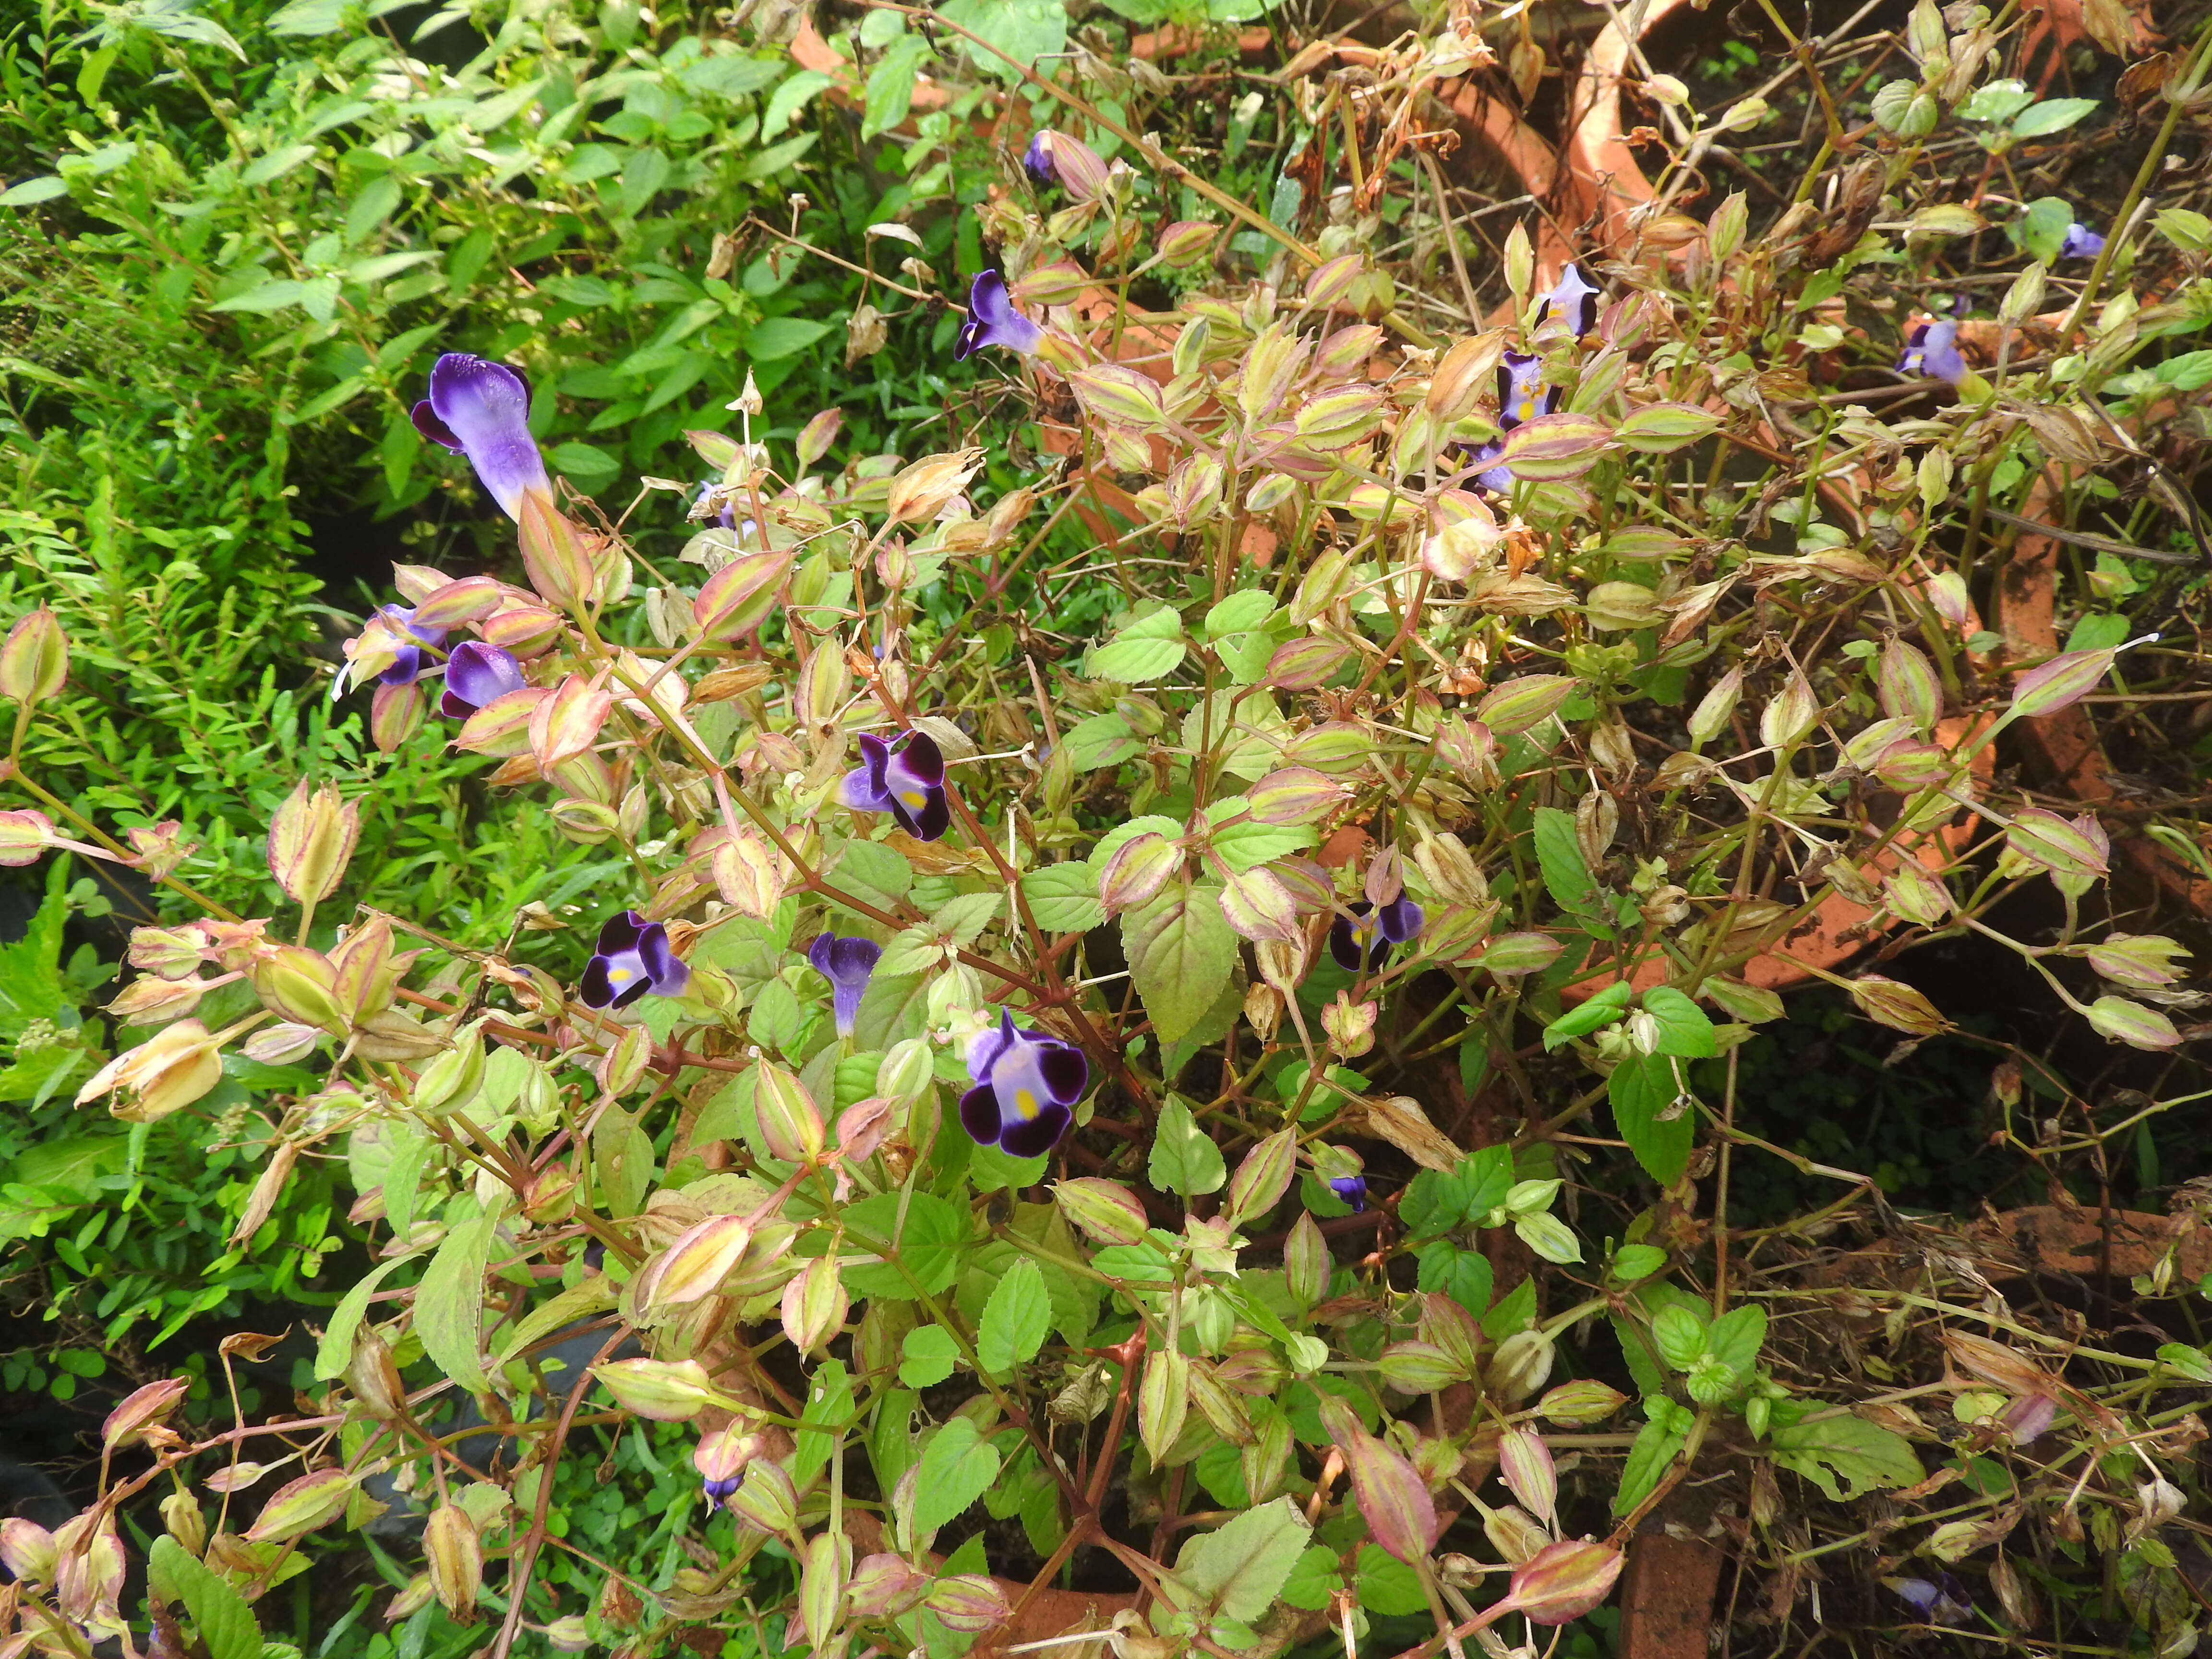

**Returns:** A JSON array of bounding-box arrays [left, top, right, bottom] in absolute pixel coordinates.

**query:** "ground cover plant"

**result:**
[[4, 0, 2212, 1655]]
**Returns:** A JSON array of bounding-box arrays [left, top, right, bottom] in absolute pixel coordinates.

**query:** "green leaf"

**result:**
[[1707, 1305, 1767, 1375], [148, 1537, 261, 1659], [1087, 634, 1188, 683], [1531, 806, 1609, 933], [1203, 590, 1276, 640], [1767, 1412, 1923, 1500], [10, 1136, 123, 1201], [1608, 1054, 1695, 1184], [1021, 861, 1105, 932], [1125, 882, 1238, 1047], [1415, 1240, 1492, 1315], [977, 1259, 1052, 1374], [863, 35, 932, 138], [210, 279, 309, 314], [2011, 97, 2098, 138], [910, 1417, 1001, 1539], [841, 1191, 967, 1299], [1613, 1412, 1687, 1515], [549, 441, 619, 491], [742, 132, 817, 181], [748, 316, 835, 362], [240, 144, 320, 186], [1650, 1303, 1706, 1370], [763, 69, 834, 138], [1640, 986, 1716, 1058], [1279, 1544, 1343, 1611], [1172, 1496, 1312, 1625], [0, 176, 68, 205], [1543, 981, 1631, 1049], [1149, 1094, 1227, 1197], [939, 0, 1067, 80], [313, 1255, 415, 1381], [1063, 711, 1139, 770], [415, 1198, 496, 1392], [793, 1358, 854, 1487], [1352, 1544, 1426, 1615], [267, 0, 350, 32], [2020, 195, 2075, 265]]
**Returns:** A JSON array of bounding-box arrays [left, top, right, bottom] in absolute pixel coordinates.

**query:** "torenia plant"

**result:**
[[3, 103, 2198, 1657]]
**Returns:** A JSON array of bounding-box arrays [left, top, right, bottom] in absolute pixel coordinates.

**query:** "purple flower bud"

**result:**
[[1539, 263, 1601, 337], [1897, 320, 1967, 385], [1328, 1174, 1369, 1212], [1455, 435, 1516, 494], [808, 934, 882, 1038], [1329, 896, 1424, 972], [1884, 1573, 1972, 1626], [439, 641, 526, 718], [412, 353, 552, 520], [2059, 222, 2105, 260], [954, 271, 1044, 361], [1022, 131, 1057, 189], [581, 910, 689, 1010], [840, 731, 949, 841], [958, 1009, 1087, 1158]]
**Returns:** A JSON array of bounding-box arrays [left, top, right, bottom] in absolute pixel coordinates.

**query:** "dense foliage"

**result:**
[[4, 0, 2212, 1656]]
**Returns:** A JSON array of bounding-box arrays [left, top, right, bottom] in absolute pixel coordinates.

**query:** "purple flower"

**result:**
[[1329, 896, 1423, 972], [580, 910, 689, 1010], [840, 731, 949, 841], [1539, 263, 1601, 337], [955, 271, 1044, 361], [1884, 1574, 1972, 1626], [959, 1009, 1087, 1158], [1329, 1174, 1368, 1212], [373, 605, 447, 687], [1022, 132, 1057, 189], [412, 353, 552, 521], [808, 934, 882, 1038], [1897, 320, 1967, 385], [695, 1429, 759, 1508], [2060, 222, 2105, 260], [1496, 350, 1556, 430], [1458, 435, 1516, 493], [439, 641, 526, 718]]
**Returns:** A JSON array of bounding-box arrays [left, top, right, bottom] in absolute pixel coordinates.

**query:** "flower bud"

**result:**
[[1884, 858, 1953, 927], [592, 1357, 730, 1420], [1499, 1538, 1623, 1625], [712, 831, 785, 919], [415, 1023, 488, 1114], [1012, 259, 1088, 308], [1226, 1130, 1296, 1227], [1478, 674, 1577, 736], [1687, 666, 1743, 745], [1503, 222, 1534, 304], [103, 1377, 188, 1450], [1098, 831, 1180, 915], [75, 1019, 224, 1123], [886, 448, 983, 525], [1155, 219, 1216, 267], [1876, 637, 1943, 731], [243, 1468, 357, 1543], [2081, 932, 2188, 988], [0, 1517, 57, 1583], [848, 1552, 933, 1618], [409, 575, 505, 629], [423, 1503, 482, 1618], [1848, 974, 1948, 1036], [0, 607, 68, 706], [347, 1331, 407, 1420], [1284, 1211, 1330, 1307], [266, 782, 360, 907], [1537, 1379, 1629, 1426], [544, 1616, 592, 1652], [517, 492, 596, 611], [781, 1252, 848, 1355], [2088, 995, 2180, 1051], [1498, 1428, 1558, 1524], [1052, 1178, 1150, 1247], [1485, 1329, 1556, 1404], [108, 973, 207, 1027], [159, 1492, 206, 1558], [692, 547, 794, 642], [2000, 262, 2048, 329], [369, 682, 425, 754], [926, 1575, 1011, 1633], [754, 1061, 824, 1164], [1426, 331, 1505, 422], [1412, 832, 1489, 905], [1759, 671, 1820, 749], [480, 604, 565, 657], [727, 1461, 799, 1539], [642, 1213, 755, 1309], [1322, 992, 1377, 1058]]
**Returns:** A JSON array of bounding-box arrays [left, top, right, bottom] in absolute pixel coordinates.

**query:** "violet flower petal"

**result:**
[[1329, 1174, 1369, 1212], [954, 271, 1044, 361], [440, 641, 526, 718], [1496, 350, 1553, 430], [2060, 222, 2105, 260], [809, 934, 882, 1037], [422, 353, 551, 520], [1542, 263, 1601, 337]]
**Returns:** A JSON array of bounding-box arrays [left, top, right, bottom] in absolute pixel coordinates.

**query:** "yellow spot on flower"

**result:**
[[1014, 1088, 1039, 1120], [898, 788, 927, 808]]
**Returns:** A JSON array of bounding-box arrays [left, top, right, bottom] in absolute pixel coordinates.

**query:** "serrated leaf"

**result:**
[[148, 1537, 261, 1659], [1640, 986, 1716, 1058], [1149, 1094, 1227, 1197], [1707, 1304, 1767, 1375], [1124, 881, 1238, 1047], [1608, 1054, 1695, 1185], [416, 1198, 496, 1392], [910, 1419, 1001, 1540], [977, 1259, 1052, 1374], [1063, 711, 1140, 770], [1172, 1495, 1312, 1625], [1021, 860, 1106, 931], [1767, 1412, 1922, 1500], [898, 1324, 959, 1387], [1088, 634, 1188, 683]]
